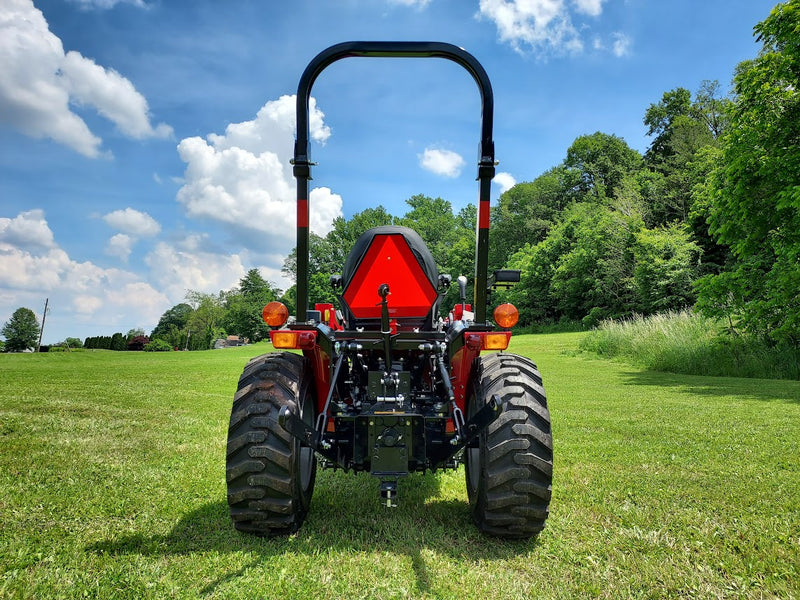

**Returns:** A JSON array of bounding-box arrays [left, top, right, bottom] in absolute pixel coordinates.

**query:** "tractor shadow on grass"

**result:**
[[89, 470, 539, 594], [619, 369, 800, 404]]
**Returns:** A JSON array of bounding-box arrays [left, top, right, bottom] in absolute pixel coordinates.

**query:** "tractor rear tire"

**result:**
[[226, 352, 317, 536], [465, 353, 552, 538]]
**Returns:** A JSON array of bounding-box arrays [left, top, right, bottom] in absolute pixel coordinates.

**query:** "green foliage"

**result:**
[[696, 0, 800, 346], [223, 268, 279, 342], [282, 232, 340, 306], [151, 303, 192, 338], [564, 132, 643, 201], [50, 337, 84, 350], [149, 272, 284, 351], [150, 322, 187, 350], [686, 145, 731, 275], [643, 82, 729, 225], [397, 194, 460, 270], [633, 224, 700, 313], [504, 205, 704, 328], [84, 335, 109, 350], [489, 166, 578, 269], [488, 122, 717, 327], [1, 307, 39, 352], [644, 87, 694, 163], [186, 291, 227, 350], [506, 204, 643, 326], [143, 339, 173, 352], [62, 337, 83, 349], [110, 332, 127, 351]]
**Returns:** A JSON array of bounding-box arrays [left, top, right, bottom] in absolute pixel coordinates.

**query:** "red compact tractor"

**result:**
[[226, 42, 552, 539]]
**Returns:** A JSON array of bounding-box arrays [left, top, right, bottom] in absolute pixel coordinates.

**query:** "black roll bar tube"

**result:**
[[292, 41, 495, 323]]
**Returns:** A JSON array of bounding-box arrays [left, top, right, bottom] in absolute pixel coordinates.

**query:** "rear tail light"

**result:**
[[465, 332, 511, 351], [481, 332, 511, 350], [270, 330, 316, 349]]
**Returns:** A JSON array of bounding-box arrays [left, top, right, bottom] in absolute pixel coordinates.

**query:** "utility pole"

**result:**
[[36, 298, 49, 353]]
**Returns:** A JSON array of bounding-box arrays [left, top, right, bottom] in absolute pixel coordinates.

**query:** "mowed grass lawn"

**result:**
[[1, 333, 798, 599]]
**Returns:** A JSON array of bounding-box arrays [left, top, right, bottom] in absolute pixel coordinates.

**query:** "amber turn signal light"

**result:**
[[493, 303, 519, 329], [262, 301, 289, 328]]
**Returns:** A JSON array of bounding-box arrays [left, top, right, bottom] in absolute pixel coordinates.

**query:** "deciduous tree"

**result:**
[[1, 307, 39, 352]]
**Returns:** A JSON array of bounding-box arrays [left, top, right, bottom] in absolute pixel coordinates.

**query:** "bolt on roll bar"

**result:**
[[293, 41, 495, 324]]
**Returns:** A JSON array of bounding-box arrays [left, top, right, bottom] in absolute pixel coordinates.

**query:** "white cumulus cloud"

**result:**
[[493, 171, 517, 194], [0, 209, 170, 340], [68, 0, 147, 9], [387, 0, 432, 8], [144, 239, 247, 304], [419, 147, 466, 178], [102, 208, 161, 237], [0, 209, 56, 250], [611, 32, 632, 57], [105, 233, 134, 262], [176, 94, 341, 254], [592, 31, 634, 57], [0, 0, 172, 157], [478, 0, 583, 55], [573, 0, 604, 17], [478, 0, 624, 57], [60, 51, 172, 140]]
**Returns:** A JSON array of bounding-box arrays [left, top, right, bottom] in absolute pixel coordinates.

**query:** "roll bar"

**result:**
[[293, 41, 495, 323]]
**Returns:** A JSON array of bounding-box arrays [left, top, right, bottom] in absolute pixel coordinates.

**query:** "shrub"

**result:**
[[144, 339, 173, 352]]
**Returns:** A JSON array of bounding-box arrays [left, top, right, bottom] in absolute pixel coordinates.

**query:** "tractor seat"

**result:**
[[340, 226, 440, 331]]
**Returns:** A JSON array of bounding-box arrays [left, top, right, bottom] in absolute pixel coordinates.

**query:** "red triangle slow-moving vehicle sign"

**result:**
[[343, 234, 438, 320]]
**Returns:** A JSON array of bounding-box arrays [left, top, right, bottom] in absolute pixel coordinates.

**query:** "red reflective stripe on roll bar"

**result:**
[[478, 199, 490, 229], [298, 198, 309, 228]]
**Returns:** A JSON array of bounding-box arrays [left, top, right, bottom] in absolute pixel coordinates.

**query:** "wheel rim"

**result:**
[[299, 392, 315, 492], [466, 446, 481, 493], [466, 390, 482, 494]]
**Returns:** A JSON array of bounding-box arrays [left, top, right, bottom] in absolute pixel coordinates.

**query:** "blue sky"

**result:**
[[0, 0, 777, 344]]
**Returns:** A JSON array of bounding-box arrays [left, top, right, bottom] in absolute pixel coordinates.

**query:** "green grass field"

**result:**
[[1, 333, 798, 599]]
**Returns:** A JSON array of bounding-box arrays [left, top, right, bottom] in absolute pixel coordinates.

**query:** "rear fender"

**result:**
[[449, 329, 512, 410]]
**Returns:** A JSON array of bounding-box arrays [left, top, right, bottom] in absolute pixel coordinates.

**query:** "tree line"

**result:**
[[146, 269, 282, 350]]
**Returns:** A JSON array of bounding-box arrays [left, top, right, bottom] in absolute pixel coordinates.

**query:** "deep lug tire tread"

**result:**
[[226, 352, 316, 536], [466, 353, 553, 539]]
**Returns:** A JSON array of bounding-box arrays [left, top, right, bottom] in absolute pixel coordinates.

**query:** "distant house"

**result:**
[[213, 335, 247, 349], [226, 335, 245, 346], [128, 335, 150, 351]]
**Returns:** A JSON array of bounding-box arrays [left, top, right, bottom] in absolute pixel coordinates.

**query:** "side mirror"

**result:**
[[489, 269, 520, 289]]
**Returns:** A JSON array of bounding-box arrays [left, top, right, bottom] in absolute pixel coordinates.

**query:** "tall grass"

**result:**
[[580, 310, 800, 379]]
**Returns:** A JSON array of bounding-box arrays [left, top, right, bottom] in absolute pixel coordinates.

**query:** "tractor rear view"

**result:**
[[226, 42, 552, 539]]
